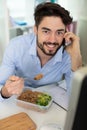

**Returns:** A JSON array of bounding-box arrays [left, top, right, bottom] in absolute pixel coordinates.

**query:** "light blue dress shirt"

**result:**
[[0, 33, 72, 91]]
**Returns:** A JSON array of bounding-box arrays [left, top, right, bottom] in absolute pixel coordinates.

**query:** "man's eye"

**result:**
[[43, 30, 48, 33], [57, 31, 63, 35], [57, 31, 64, 37]]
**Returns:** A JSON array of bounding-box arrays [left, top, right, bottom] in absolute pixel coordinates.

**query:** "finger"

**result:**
[[10, 78, 24, 89], [5, 78, 24, 92], [11, 81, 24, 95], [9, 75, 20, 81], [7, 81, 24, 96], [64, 32, 74, 43]]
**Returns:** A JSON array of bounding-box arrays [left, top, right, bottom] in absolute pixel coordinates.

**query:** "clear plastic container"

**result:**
[[16, 87, 53, 112]]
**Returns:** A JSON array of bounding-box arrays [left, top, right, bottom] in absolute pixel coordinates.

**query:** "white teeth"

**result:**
[[47, 44, 55, 48]]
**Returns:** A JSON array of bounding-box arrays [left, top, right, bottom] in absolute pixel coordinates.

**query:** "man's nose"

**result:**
[[48, 33, 56, 43]]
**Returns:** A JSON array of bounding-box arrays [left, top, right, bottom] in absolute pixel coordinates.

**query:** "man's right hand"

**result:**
[[1, 76, 24, 98], [64, 31, 82, 71]]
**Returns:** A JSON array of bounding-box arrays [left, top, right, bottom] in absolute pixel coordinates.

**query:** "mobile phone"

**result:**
[[62, 38, 66, 46], [62, 38, 72, 53]]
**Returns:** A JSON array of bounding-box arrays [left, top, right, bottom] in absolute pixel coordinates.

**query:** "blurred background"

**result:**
[[0, 0, 87, 66]]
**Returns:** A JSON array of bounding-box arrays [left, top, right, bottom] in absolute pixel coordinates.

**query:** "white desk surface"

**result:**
[[0, 84, 67, 130]]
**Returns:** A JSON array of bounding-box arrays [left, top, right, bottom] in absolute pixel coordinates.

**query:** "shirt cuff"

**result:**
[[0, 86, 5, 101], [0, 85, 8, 101], [0, 93, 5, 101]]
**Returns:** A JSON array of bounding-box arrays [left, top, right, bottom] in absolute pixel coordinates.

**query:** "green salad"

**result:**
[[36, 93, 52, 106]]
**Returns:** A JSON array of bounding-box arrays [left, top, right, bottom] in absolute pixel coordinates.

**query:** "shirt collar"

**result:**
[[53, 46, 64, 64], [29, 35, 37, 56]]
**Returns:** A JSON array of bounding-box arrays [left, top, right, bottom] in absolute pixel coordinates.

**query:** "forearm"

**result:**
[[64, 32, 82, 71], [70, 51, 82, 71]]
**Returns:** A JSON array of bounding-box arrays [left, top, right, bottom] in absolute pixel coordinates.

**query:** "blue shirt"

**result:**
[[0, 33, 72, 90]]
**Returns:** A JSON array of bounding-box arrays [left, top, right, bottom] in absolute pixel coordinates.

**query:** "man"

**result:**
[[0, 2, 82, 99]]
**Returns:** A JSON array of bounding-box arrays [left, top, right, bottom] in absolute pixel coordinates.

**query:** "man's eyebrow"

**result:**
[[57, 29, 65, 32], [42, 27, 65, 32], [42, 27, 51, 31]]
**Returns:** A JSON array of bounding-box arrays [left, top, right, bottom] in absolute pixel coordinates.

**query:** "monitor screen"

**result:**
[[64, 66, 87, 130]]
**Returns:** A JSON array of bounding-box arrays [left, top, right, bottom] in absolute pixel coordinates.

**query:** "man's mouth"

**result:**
[[43, 42, 58, 49], [37, 41, 60, 56]]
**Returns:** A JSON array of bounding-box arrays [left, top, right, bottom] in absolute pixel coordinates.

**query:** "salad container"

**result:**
[[16, 87, 53, 112]]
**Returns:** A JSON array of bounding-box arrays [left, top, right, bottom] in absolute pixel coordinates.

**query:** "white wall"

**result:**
[[77, 19, 87, 65], [25, 0, 35, 25], [58, 0, 87, 65], [0, 0, 35, 63], [7, 0, 26, 20], [0, 0, 9, 63], [7, 0, 35, 25], [58, 0, 82, 20]]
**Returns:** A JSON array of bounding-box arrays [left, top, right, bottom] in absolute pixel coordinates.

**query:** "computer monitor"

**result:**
[[64, 66, 87, 130]]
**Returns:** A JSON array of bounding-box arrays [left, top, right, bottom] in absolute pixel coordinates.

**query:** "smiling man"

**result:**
[[36, 17, 65, 55], [0, 2, 82, 99]]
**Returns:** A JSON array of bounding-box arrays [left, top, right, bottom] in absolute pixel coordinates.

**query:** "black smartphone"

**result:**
[[62, 38, 66, 46], [62, 38, 72, 53], [62, 38, 66, 53]]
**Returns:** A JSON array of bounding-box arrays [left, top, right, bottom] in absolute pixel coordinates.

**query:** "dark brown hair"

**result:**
[[34, 2, 73, 27]]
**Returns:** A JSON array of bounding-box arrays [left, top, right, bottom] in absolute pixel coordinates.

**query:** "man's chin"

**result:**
[[37, 43, 59, 56], [43, 50, 56, 56]]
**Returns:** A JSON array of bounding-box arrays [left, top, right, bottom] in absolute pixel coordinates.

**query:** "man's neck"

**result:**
[[37, 47, 52, 67]]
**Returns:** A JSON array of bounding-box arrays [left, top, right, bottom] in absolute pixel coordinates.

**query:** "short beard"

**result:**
[[37, 41, 62, 56]]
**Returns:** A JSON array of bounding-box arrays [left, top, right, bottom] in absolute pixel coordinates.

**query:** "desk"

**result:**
[[0, 97, 67, 129], [0, 86, 67, 130]]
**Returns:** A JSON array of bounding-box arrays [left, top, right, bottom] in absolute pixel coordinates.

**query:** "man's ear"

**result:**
[[34, 25, 38, 34]]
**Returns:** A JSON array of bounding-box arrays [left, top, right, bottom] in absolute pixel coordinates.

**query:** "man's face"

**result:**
[[34, 16, 66, 56]]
